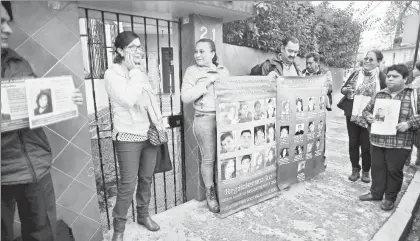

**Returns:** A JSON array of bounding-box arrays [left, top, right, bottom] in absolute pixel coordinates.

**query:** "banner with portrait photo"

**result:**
[[215, 76, 279, 218], [276, 75, 327, 190], [25, 76, 79, 129]]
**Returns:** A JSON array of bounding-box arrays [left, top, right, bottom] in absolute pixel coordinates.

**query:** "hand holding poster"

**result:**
[[371, 99, 401, 135], [215, 76, 279, 218], [276, 75, 327, 190]]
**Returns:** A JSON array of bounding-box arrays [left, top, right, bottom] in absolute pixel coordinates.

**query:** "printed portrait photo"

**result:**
[[308, 97, 316, 111], [253, 151, 265, 172], [307, 142, 313, 153], [266, 123, 276, 143], [265, 147, 276, 167], [295, 123, 305, 136], [281, 100, 290, 115], [298, 161, 306, 173], [316, 138, 321, 150], [308, 121, 315, 133], [374, 108, 385, 122], [220, 132, 236, 154], [318, 120, 324, 131], [239, 155, 252, 176], [34, 89, 53, 116], [320, 96, 326, 110], [254, 125, 266, 146], [280, 148, 289, 158], [295, 145, 304, 155], [253, 99, 267, 121], [266, 98, 276, 118], [280, 126, 290, 138], [221, 158, 237, 181], [218, 102, 237, 125], [238, 101, 253, 123], [237, 129, 253, 150], [296, 98, 304, 112]]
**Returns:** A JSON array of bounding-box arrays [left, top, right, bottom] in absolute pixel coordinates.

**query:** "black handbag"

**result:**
[[154, 142, 173, 173], [337, 96, 346, 110]]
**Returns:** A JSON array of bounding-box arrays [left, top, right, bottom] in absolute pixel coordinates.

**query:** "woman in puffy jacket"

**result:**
[[104, 31, 164, 240], [181, 38, 229, 213]]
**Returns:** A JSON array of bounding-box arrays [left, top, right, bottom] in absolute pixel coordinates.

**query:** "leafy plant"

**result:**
[[223, 1, 377, 69]]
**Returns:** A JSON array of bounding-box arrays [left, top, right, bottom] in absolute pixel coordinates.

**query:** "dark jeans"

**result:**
[[345, 115, 371, 172], [112, 140, 158, 233], [1, 172, 57, 241], [370, 145, 410, 202]]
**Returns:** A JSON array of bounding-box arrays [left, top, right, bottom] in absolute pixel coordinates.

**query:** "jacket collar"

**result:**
[[379, 85, 414, 95]]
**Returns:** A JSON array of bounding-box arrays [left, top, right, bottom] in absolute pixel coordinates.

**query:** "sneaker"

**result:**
[[348, 167, 360, 182], [380, 200, 394, 211], [361, 171, 370, 183], [359, 192, 382, 201]]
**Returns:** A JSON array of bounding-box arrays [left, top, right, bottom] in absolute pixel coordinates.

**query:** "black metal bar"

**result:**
[[116, 14, 120, 33], [80, 7, 179, 23], [167, 20, 178, 206], [413, 17, 420, 69], [143, 17, 149, 73], [156, 19, 168, 211], [178, 20, 187, 203], [85, 9, 110, 230], [131, 15, 134, 32]]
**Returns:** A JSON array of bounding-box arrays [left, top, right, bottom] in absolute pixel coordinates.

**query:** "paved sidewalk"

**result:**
[[103, 106, 417, 241]]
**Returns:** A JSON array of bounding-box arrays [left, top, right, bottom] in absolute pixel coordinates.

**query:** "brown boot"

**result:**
[[137, 216, 160, 232], [206, 185, 220, 213], [361, 171, 370, 183], [348, 167, 360, 182]]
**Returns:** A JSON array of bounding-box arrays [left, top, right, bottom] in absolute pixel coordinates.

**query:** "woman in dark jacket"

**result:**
[[339, 50, 386, 183]]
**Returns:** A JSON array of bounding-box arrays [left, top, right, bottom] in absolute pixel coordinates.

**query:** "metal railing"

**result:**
[[79, 8, 186, 230]]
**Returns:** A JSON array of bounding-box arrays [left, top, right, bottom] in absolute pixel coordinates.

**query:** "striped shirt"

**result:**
[[362, 85, 420, 149]]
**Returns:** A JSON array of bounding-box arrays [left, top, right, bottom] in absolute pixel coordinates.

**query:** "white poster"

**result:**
[[371, 99, 401, 135], [352, 95, 371, 117], [25, 76, 78, 129], [1, 78, 30, 132]]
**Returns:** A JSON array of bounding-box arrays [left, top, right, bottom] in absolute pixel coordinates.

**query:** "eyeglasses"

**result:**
[[127, 45, 145, 52], [364, 57, 376, 62]]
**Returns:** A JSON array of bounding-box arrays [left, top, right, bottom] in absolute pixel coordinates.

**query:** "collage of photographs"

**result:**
[[218, 98, 277, 182], [277, 94, 326, 168]]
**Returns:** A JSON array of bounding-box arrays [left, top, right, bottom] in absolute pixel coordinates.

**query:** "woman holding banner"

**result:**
[[181, 38, 230, 213], [338, 50, 386, 183], [104, 31, 165, 240]]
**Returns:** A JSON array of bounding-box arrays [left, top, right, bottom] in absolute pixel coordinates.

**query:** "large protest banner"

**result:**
[[214, 76, 279, 218], [276, 75, 327, 190]]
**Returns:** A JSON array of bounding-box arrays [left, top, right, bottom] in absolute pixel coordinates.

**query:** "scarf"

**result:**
[[355, 67, 380, 93]]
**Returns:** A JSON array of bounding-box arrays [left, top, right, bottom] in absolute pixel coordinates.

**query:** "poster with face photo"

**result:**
[[215, 76, 278, 218], [276, 75, 327, 190]]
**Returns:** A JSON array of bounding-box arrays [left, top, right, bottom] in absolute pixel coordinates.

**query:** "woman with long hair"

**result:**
[[339, 50, 386, 183], [181, 38, 229, 213], [104, 31, 164, 240]]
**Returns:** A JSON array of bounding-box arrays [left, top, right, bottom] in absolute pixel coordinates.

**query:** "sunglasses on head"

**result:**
[[364, 57, 376, 62]]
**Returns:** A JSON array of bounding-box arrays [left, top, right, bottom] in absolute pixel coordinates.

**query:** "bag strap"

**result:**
[[144, 89, 163, 129]]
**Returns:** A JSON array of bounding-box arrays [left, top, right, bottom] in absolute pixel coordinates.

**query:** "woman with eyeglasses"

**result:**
[[181, 38, 229, 213], [339, 50, 386, 184], [104, 31, 164, 240]]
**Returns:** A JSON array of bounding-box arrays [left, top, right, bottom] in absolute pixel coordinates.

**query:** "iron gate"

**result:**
[[78, 7, 186, 230]]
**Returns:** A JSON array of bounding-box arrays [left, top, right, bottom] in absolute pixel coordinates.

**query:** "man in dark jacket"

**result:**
[[255, 36, 302, 77], [1, 2, 83, 241], [302, 52, 333, 111]]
